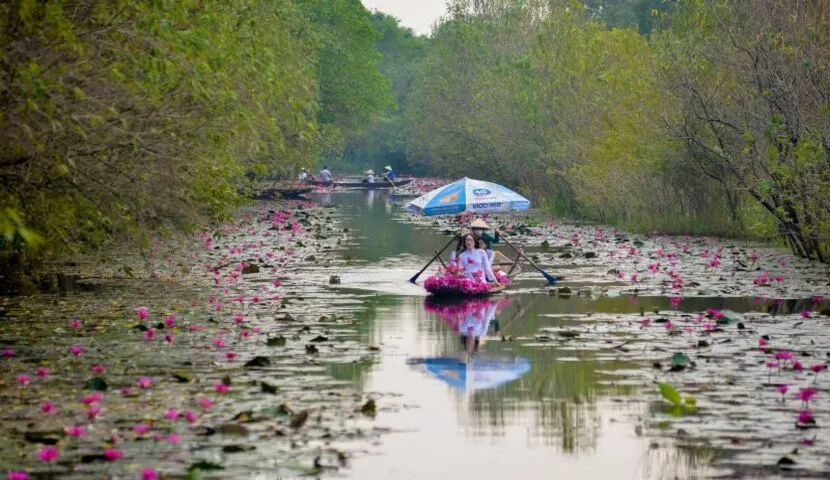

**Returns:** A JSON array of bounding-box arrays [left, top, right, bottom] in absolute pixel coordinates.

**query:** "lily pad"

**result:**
[[267, 336, 286, 347], [84, 377, 108, 391]]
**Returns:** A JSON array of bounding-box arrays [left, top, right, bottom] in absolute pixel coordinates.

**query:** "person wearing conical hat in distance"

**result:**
[[361, 169, 375, 183]]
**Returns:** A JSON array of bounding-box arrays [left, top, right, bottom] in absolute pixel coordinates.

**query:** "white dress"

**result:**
[[451, 249, 496, 282]]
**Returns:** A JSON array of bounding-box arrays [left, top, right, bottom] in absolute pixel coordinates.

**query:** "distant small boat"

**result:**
[[308, 178, 413, 189], [250, 187, 312, 200]]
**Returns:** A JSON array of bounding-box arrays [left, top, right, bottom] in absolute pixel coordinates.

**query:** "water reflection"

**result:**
[[415, 297, 530, 391]]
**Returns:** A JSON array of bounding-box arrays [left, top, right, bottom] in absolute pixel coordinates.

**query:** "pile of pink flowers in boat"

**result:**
[[424, 261, 511, 296]]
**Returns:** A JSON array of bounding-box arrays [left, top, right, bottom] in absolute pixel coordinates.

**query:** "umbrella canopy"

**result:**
[[406, 177, 530, 216], [422, 356, 531, 391]]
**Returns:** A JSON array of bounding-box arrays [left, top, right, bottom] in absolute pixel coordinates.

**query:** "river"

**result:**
[[1, 188, 828, 479]]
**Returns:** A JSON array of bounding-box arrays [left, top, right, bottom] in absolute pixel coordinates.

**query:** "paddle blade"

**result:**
[[542, 271, 557, 285]]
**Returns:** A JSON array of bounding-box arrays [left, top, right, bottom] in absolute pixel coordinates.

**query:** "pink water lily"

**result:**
[[164, 315, 176, 327], [37, 446, 59, 462], [797, 410, 814, 424], [796, 387, 818, 404], [214, 383, 230, 394], [69, 345, 85, 357], [141, 468, 159, 480], [40, 401, 57, 414], [134, 423, 151, 436], [137, 377, 153, 389], [86, 406, 102, 420], [35, 367, 49, 377], [2, 348, 16, 357], [65, 425, 86, 437], [70, 319, 82, 329], [167, 433, 182, 444], [196, 397, 213, 409], [136, 307, 149, 320], [90, 364, 106, 374], [7, 471, 29, 480], [103, 448, 123, 461], [16, 375, 31, 386], [81, 392, 103, 405]]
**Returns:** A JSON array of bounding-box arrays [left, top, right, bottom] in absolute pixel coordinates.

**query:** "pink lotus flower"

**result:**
[[143, 328, 156, 340], [196, 397, 213, 409], [40, 401, 56, 414], [801, 310, 812, 318], [35, 367, 49, 377], [663, 321, 673, 329], [70, 319, 82, 328], [797, 387, 818, 403], [164, 408, 179, 421], [7, 471, 29, 480], [69, 345, 85, 357], [16, 375, 31, 386], [212, 338, 226, 348], [164, 315, 176, 327], [758, 338, 768, 347], [810, 364, 826, 373], [37, 446, 59, 462], [103, 448, 123, 461], [233, 312, 245, 324], [793, 361, 805, 372], [120, 387, 134, 396], [164, 334, 174, 344], [167, 433, 182, 445], [670, 297, 682, 307], [86, 406, 102, 420], [136, 307, 149, 320], [214, 383, 230, 394], [90, 364, 106, 374], [774, 351, 793, 361], [813, 295, 825, 305], [140, 468, 159, 480], [183, 410, 198, 423], [134, 423, 151, 436], [777, 384, 788, 395], [703, 322, 714, 331], [137, 377, 153, 389], [81, 392, 103, 405], [638, 319, 650, 327], [797, 410, 814, 423], [2, 348, 16, 357], [187, 324, 202, 332], [65, 425, 86, 437]]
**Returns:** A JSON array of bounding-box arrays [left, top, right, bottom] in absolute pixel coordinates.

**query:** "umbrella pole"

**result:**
[[497, 232, 557, 286], [409, 235, 458, 284]]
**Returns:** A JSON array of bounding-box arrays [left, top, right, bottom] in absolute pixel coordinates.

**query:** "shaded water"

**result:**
[[316, 190, 769, 479]]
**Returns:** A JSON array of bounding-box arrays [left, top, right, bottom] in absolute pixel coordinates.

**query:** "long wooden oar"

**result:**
[[497, 232, 557, 285], [409, 235, 458, 284]]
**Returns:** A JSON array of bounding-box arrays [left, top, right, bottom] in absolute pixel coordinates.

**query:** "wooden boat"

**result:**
[[308, 178, 413, 189], [427, 283, 508, 298], [250, 187, 312, 200]]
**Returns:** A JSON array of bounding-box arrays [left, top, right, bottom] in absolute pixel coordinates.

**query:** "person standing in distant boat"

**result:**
[[319, 166, 332, 184], [361, 169, 375, 183], [298, 168, 308, 182], [382, 165, 396, 185]]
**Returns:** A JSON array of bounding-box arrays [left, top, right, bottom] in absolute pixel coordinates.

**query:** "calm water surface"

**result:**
[[317, 190, 749, 479]]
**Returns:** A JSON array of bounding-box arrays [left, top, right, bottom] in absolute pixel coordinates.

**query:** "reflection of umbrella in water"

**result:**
[[421, 356, 531, 392]]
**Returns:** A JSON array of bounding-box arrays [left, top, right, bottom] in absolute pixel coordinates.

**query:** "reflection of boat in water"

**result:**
[[424, 296, 511, 336]]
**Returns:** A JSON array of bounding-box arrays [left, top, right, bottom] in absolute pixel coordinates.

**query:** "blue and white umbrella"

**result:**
[[406, 177, 530, 216], [422, 356, 531, 391]]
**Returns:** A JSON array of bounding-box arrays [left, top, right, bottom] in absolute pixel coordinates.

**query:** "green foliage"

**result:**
[[0, 0, 390, 283], [295, 0, 394, 164]]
